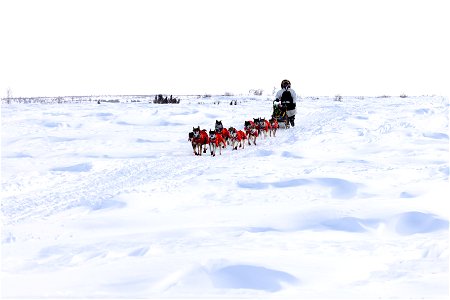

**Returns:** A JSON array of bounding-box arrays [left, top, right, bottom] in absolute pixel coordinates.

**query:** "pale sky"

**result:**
[[0, 0, 448, 97]]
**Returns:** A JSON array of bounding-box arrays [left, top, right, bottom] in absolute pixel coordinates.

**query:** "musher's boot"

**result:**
[[289, 117, 295, 127]]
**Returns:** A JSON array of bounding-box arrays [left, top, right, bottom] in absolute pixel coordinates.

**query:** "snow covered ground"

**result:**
[[1, 95, 448, 299]]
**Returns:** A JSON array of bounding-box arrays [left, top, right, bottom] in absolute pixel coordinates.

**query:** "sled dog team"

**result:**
[[189, 119, 279, 156]]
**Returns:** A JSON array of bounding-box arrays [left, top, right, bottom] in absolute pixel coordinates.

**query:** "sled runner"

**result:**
[[272, 99, 290, 128]]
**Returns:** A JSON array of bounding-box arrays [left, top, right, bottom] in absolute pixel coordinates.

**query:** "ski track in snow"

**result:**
[[2, 157, 193, 224], [1, 95, 449, 298]]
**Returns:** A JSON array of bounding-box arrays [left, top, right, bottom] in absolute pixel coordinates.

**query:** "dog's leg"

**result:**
[[194, 143, 201, 155], [194, 144, 199, 155]]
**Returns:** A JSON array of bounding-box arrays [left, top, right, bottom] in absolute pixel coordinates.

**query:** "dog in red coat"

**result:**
[[191, 126, 209, 155], [220, 127, 231, 145], [269, 117, 279, 137], [255, 117, 272, 139], [209, 129, 227, 156], [244, 120, 258, 145], [215, 120, 231, 145], [229, 127, 248, 150]]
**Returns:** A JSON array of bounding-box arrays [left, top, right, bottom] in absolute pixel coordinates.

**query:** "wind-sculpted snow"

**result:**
[[238, 177, 359, 199], [393, 211, 449, 235], [315, 178, 359, 199], [5, 152, 33, 158], [400, 191, 416, 198], [422, 132, 449, 139], [47, 136, 79, 142], [1, 96, 448, 298], [210, 264, 298, 292], [51, 162, 93, 172], [293, 211, 448, 235], [320, 217, 378, 232]]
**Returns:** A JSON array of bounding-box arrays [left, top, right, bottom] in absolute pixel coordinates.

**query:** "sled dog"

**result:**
[[215, 120, 230, 145], [191, 126, 209, 155], [268, 117, 279, 137], [208, 129, 227, 156], [244, 120, 258, 145], [229, 127, 248, 150], [255, 117, 272, 139]]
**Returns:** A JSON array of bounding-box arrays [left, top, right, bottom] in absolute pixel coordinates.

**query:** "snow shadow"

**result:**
[[291, 211, 447, 235], [255, 149, 274, 156], [90, 198, 126, 211], [6, 152, 33, 158], [210, 264, 298, 292], [44, 112, 72, 117], [245, 227, 280, 233], [128, 247, 149, 257], [415, 108, 431, 115], [281, 151, 304, 159], [116, 121, 135, 126], [400, 192, 416, 198], [42, 121, 67, 128], [237, 182, 270, 189], [438, 166, 449, 177], [315, 178, 359, 199], [238, 177, 358, 199], [47, 136, 79, 142], [392, 211, 448, 235], [51, 163, 92, 172], [320, 217, 379, 232], [422, 132, 449, 139], [85, 112, 115, 121], [156, 120, 184, 126], [237, 179, 311, 190], [136, 138, 168, 143], [95, 112, 114, 118], [271, 179, 311, 188]]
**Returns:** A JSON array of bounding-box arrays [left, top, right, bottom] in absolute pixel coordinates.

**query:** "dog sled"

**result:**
[[272, 99, 290, 128]]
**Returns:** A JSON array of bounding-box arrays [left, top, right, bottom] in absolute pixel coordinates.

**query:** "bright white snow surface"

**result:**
[[1, 95, 449, 299]]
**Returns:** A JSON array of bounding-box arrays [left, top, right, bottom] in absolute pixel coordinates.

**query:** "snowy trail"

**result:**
[[2, 157, 197, 224]]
